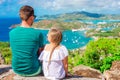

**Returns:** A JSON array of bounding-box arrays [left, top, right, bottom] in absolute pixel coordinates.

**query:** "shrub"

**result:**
[[81, 38, 120, 72], [68, 49, 83, 73], [68, 38, 120, 73], [0, 42, 12, 64]]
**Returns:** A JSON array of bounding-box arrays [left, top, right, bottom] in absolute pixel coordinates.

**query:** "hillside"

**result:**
[[37, 11, 120, 21], [33, 11, 120, 32]]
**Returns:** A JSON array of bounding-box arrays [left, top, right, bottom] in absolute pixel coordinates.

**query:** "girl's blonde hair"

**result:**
[[48, 28, 62, 45], [47, 28, 62, 69]]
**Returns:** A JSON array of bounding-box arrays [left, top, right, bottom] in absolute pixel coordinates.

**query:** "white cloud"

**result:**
[[40, 0, 120, 13], [0, 0, 5, 4], [1, 0, 120, 16], [41, 0, 89, 10], [18, 0, 29, 4], [18, 0, 44, 8], [15, 0, 120, 12]]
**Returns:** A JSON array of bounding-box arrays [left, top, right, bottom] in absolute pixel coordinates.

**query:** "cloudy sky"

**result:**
[[0, 0, 120, 18]]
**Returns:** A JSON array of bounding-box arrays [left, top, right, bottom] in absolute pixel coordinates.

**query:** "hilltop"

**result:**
[[37, 11, 120, 21]]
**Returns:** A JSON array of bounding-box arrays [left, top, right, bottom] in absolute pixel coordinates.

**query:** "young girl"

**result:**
[[39, 28, 68, 80]]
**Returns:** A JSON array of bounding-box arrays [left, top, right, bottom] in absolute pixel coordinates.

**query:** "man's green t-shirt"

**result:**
[[9, 26, 44, 75]]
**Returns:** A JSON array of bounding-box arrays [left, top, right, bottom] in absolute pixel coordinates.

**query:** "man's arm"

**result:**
[[38, 33, 44, 56], [37, 46, 44, 56]]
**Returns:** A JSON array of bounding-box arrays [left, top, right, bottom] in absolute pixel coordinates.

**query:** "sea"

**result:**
[[0, 17, 102, 49], [0, 18, 20, 41]]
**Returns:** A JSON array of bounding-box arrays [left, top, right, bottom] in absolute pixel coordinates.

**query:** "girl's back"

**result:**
[[39, 44, 68, 79]]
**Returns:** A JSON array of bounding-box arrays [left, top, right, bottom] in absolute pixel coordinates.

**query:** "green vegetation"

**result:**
[[83, 38, 120, 72], [0, 42, 11, 64], [68, 38, 120, 72]]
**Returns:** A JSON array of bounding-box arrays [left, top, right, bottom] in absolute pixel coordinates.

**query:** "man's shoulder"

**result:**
[[32, 28, 42, 33], [9, 26, 20, 34], [34, 29, 44, 37]]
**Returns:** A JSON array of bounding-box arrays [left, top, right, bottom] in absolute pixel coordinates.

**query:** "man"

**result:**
[[9, 5, 44, 76]]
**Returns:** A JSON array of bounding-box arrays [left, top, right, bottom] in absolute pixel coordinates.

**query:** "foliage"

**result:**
[[81, 38, 120, 72], [68, 49, 83, 73], [68, 38, 120, 73], [0, 42, 12, 64]]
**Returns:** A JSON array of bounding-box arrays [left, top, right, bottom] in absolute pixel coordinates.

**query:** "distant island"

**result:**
[[36, 11, 120, 21], [32, 11, 120, 38]]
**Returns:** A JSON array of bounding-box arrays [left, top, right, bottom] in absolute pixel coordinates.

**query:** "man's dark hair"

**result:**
[[19, 5, 34, 21]]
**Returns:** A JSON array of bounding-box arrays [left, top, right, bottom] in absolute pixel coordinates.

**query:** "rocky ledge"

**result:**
[[0, 65, 101, 80], [0, 61, 120, 80]]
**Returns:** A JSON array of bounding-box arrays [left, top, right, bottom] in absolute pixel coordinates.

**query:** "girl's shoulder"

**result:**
[[59, 45, 68, 51], [44, 44, 50, 50], [56, 45, 68, 60], [58, 45, 68, 56]]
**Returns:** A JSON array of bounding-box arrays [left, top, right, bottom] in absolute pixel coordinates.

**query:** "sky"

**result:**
[[0, 0, 120, 18]]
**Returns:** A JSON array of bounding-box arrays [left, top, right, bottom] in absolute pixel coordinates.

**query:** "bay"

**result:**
[[41, 30, 92, 49]]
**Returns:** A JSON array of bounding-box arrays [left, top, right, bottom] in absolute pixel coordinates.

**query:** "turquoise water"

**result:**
[[64, 19, 120, 24], [40, 30, 92, 49], [79, 20, 120, 24], [101, 27, 114, 31]]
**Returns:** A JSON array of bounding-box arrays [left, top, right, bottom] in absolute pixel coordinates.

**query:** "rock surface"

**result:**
[[0, 65, 102, 80], [73, 65, 103, 79], [103, 70, 120, 80], [13, 75, 102, 80], [103, 61, 120, 80], [110, 60, 120, 71], [0, 65, 11, 75]]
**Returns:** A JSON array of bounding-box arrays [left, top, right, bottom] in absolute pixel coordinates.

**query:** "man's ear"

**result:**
[[28, 16, 33, 20], [31, 16, 34, 20], [28, 16, 34, 23], [29, 16, 33, 20]]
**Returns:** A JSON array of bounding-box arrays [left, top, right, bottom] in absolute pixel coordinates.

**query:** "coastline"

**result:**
[[91, 36, 99, 41]]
